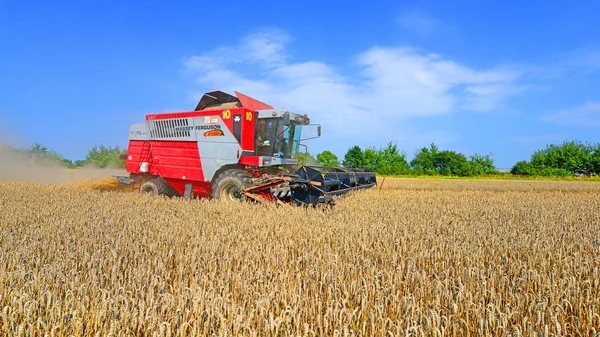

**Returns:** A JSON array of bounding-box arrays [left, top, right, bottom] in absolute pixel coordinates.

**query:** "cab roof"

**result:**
[[194, 91, 274, 112]]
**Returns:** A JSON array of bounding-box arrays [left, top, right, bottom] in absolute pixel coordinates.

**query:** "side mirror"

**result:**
[[299, 124, 322, 141], [283, 113, 291, 125]]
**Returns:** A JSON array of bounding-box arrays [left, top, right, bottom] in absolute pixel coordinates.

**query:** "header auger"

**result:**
[[118, 90, 376, 205]]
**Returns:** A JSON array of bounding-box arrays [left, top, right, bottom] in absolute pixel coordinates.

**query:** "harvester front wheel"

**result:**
[[140, 178, 178, 197], [212, 170, 251, 202]]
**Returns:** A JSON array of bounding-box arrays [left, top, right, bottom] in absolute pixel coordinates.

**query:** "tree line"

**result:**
[[3, 143, 126, 169], [5, 139, 600, 177], [302, 142, 497, 177], [304, 140, 600, 177], [510, 141, 600, 177]]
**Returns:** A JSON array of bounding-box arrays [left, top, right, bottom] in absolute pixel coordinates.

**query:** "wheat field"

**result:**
[[0, 178, 599, 336]]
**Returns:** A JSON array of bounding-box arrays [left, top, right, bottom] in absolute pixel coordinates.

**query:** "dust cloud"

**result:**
[[0, 145, 126, 184]]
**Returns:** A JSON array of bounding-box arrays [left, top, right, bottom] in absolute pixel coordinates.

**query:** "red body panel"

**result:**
[[127, 140, 204, 180], [125, 140, 148, 173], [167, 178, 212, 198], [235, 91, 273, 111], [241, 110, 256, 151], [149, 141, 204, 181], [239, 156, 260, 166], [127, 140, 211, 196]]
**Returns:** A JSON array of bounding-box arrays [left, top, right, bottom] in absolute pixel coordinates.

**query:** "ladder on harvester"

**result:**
[[130, 140, 152, 193]]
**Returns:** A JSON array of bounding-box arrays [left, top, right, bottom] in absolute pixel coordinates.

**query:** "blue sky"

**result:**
[[1, 0, 599, 168]]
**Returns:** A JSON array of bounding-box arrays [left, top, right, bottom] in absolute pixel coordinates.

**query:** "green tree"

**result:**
[[297, 151, 317, 166], [530, 140, 594, 175], [410, 143, 438, 175], [468, 154, 498, 175], [435, 150, 471, 176], [28, 142, 50, 156], [363, 148, 378, 171], [374, 142, 411, 175], [85, 145, 126, 168], [592, 144, 600, 175], [342, 146, 365, 168], [24, 142, 74, 167], [537, 167, 571, 177], [316, 150, 340, 167], [510, 161, 536, 175], [410, 143, 474, 176]]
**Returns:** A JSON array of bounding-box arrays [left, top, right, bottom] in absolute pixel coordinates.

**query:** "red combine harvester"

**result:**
[[119, 91, 376, 205]]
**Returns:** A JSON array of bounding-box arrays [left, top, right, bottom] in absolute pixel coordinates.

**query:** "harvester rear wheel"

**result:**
[[212, 170, 251, 202], [140, 178, 178, 197]]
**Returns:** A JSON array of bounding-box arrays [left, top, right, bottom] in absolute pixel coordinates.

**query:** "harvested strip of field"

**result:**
[[66, 176, 131, 192], [0, 178, 599, 336]]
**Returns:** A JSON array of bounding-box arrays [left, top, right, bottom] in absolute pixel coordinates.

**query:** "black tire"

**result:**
[[140, 177, 179, 197], [211, 169, 252, 201]]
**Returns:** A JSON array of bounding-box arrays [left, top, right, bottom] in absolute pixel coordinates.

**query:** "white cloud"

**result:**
[[463, 83, 524, 111], [357, 48, 457, 116], [356, 47, 520, 116], [183, 55, 222, 72], [184, 29, 288, 72], [182, 30, 522, 154], [241, 30, 289, 66], [544, 102, 600, 126]]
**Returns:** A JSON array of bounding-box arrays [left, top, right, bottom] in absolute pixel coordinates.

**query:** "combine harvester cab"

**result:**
[[120, 90, 376, 206]]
